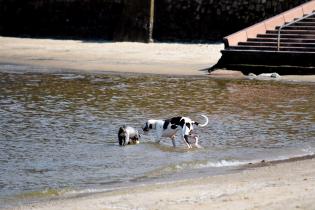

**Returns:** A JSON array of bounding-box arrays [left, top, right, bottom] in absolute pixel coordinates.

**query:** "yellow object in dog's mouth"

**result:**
[[129, 139, 140, 145]]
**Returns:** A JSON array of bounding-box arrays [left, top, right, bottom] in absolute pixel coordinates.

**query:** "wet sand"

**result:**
[[8, 158, 315, 210], [1, 36, 315, 210]]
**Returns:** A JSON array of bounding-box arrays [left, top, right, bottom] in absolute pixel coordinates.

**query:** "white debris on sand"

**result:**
[[248, 72, 281, 80]]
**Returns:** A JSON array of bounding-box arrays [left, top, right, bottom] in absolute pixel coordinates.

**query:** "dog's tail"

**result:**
[[196, 115, 209, 127]]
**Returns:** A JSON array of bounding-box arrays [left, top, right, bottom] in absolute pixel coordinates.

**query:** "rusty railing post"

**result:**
[[148, 0, 155, 42]]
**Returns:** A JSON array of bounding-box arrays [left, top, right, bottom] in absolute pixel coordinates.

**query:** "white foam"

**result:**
[[63, 187, 116, 197], [203, 160, 253, 168], [171, 159, 254, 172], [174, 148, 315, 171]]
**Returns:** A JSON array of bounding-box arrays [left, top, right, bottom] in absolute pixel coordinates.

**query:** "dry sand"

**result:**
[[1, 36, 315, 210], [0, 36, 223, 76]]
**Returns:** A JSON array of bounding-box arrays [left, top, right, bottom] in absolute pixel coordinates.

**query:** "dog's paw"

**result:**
[[186, 144, 193, 149]]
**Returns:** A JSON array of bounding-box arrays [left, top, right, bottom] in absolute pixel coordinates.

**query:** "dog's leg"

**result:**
[[194, 135, 199, 146], [188, 132, 201, 148], [182, 126, 192, 148], [193, 135, 202, 148], [155, 136, 161, 144], [155, 130, 163, 144], [171, 135, 176, 147], [124, 133, 129, 146], [183, 135, 192, 149]]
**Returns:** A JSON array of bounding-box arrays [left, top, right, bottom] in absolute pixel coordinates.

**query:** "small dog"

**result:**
[[142, 115, 208, 148], [118, 126, 140, 146]]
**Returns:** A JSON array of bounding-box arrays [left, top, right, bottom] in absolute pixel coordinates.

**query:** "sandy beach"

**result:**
[[1, 36, 315, 210], [1, 36, 315, 82], [0, 36, 223, 76]]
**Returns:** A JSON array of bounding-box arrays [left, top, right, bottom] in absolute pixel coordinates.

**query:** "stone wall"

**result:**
[[0, 0, 311, 42], [114, 0, 152, 42], [154, 0, 310, 41]]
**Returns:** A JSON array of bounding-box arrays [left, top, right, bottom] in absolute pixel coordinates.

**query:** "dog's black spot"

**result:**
[[171, 124, 177, 129], [149, 124, 153, 129], [186, 123, 191, 129], [168, 117, 185, 128], [170, 117, 182, 125], [163, 120, 170, 130]]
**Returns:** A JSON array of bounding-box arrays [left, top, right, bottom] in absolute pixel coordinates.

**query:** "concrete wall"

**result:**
[[0, 0, 311, 42]]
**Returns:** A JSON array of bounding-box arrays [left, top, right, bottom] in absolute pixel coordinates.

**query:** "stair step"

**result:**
[[219, 49, 315, 69], [267, 29, 315, 34], [295, 17, 315, 22], [247, 37, 315, 43], [219, 10, 315, 73], [292, 21, 315, 26], [239, 41, 315, 47], [275, 25, 315, 30], [257, 33, 315, 39], [229, 45, 315, 52]]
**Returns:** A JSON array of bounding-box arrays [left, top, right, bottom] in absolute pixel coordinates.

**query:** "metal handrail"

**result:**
[[277, 11, 315, 51]]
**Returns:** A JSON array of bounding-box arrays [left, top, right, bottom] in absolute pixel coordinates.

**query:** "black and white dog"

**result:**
[[118, 126, 140, 146], [142, 115, 208, 148]]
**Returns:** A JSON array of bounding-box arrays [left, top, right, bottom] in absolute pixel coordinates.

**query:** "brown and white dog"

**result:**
[[142, 115, 208, 148]]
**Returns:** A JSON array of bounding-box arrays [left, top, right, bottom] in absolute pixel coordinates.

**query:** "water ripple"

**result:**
[[0, 71, 314, 205]]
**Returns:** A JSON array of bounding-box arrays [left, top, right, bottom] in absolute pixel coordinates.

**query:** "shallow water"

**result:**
[[0, 70, 314, 207]]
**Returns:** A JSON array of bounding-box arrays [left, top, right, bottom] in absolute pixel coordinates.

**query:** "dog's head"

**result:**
[[129, 135, 140, 145], [174, 117, 195, 135], [118, 127, 127, 146], [142, 120, 155, 132], [184, 122, 194, 136]]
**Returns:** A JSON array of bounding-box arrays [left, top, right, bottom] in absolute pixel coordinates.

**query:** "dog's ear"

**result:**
[[179, 119, 185, 127], [119, 127, 125, 134], [143, 122, 150, 131]]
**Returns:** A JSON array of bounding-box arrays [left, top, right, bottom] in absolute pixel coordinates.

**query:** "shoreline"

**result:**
[[5, 157, 315, 210], [1, 62, 315, 85], [0, 62, 208, 78], [2, 143, 315, 210]]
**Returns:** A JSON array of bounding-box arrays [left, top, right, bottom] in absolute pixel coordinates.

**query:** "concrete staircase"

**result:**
[[232, 15, 315, 52], [213, 0, 315, 75]]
